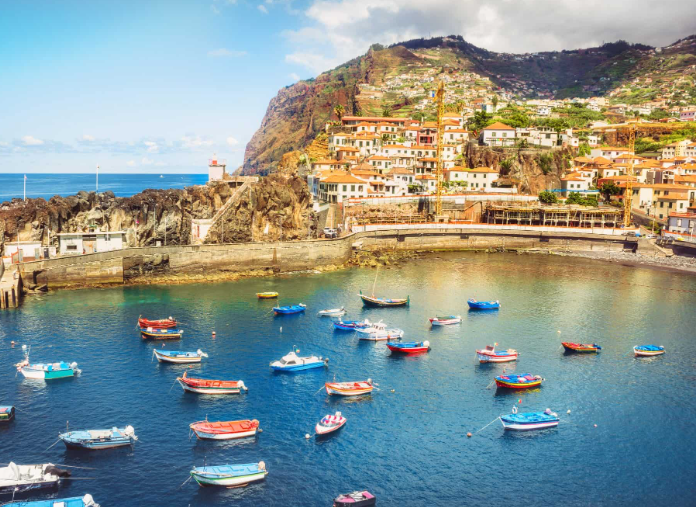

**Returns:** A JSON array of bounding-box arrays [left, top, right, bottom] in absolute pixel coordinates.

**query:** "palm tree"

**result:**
[[381, 104, 392, 117], [334, 104, 345, 121]]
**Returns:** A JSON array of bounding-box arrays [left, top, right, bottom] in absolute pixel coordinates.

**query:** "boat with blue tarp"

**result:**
[[500, 407, 559, 431], [386, 340, 430, 354], [429, 315, 461, 326], [269, 349, 328, 372], [633, 344, 665, 357], [273, 304, 306, 315], [153, 349, 208, 364], [59, 426, 137, 450], [15, 348, 80, 380], [468, 299, 500, 310], [333, 319, 371, 331], [3, 494, 99, 507], [190, 461, 268, 487]]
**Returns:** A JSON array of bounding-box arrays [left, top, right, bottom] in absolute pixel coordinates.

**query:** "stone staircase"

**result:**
[[191, 182, 251, 244]]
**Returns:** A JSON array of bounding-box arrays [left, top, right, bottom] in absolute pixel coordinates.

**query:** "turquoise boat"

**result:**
[[190, 461, 268, 487], [4, 495, 99, 507], [16, 359, 80, 380]]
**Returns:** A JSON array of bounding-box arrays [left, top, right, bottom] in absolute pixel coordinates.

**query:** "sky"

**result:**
[[1, 0, 694, 174]]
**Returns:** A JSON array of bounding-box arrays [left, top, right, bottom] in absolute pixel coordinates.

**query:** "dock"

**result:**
[[0, 263, 22, 309]]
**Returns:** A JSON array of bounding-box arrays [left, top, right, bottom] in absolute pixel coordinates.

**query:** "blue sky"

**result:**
[[2, 0, 694, 174]]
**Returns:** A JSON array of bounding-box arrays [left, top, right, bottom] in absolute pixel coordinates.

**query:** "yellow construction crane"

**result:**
[[623, 123, 636, 228], [434, 79, 445, 217]]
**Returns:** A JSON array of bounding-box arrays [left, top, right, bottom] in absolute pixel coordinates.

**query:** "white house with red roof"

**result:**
[[480, 122, 516, 147]]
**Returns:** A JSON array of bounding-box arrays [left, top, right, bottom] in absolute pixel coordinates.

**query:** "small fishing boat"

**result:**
[[153, 349, 207, 364], [476, 344, 518, 363], [4, 494, 100, 507], [386, 340, 430, 354], [138, 316, 177, 329], [468, 299, 500, 310], [355, 321, 404, 341], [633, 345, 665, 357], [0, 463, 71, 494], [189, 419, 260, 440], [273, 304, 306, 315], [256, 292, 278, 299], [177, 371, 247, 395], [495, 373, 543, 389], [59, 426, 137, 450], [269, 349, 328, 372], [315, 411, 346, 436], [318, 307, 346, 317], [333, 319, 371, 331], [359, 291, 409, 307], [190, 461, 267, 488], [0, 406, 15, 423], [333, 491, 376, 507], [500, 407, 559, 431], [140, 327, 183, 340], [325, 379, 373, 397], [562, 342, 602, 353], [429, 315, 461, 326], [15, 355, 80, 380]]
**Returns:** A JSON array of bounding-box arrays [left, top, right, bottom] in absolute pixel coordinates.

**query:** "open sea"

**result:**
[[0, 173, 208, 202], [1, 252, 695, 506]]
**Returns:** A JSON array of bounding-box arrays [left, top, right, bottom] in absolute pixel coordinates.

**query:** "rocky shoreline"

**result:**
[[542, 249, 696, 276]]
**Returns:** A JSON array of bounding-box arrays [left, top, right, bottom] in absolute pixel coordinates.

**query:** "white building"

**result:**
[[480, 122, 516, 147], [208, 157, 227, 182], [2, 241, 56, 265], [58, 231, 126, 255]]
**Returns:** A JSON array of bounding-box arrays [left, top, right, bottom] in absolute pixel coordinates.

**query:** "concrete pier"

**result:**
[[0, 264, 22, 309]]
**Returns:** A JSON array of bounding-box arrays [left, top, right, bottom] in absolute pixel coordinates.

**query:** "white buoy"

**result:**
[[280, 327, 283, 333], [305, 433, 310, 439], [567, 410, 571, 414]]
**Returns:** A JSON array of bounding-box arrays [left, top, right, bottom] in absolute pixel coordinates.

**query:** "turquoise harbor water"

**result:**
[[1, 253, 696, 506]]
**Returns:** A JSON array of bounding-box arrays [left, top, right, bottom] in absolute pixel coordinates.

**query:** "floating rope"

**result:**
[[474, 416, 501, 434]]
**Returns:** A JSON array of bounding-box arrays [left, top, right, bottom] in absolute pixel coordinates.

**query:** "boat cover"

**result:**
[[635, 345, 663, 351], [496, 374, 538, 382], [500, 412, 559, 424], [191, 420, 259, 434], [192, 463, 264, 477]]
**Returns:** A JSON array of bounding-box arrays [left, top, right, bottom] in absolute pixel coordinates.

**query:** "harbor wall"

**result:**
[[16, 229, 635, 290]]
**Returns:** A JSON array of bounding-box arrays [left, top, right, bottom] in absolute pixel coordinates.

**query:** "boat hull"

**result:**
[[190, 420, 259, 440], [429, 319, 461, 326], [562, 342, 600, 353], [501, 420, 559, 431], [477, 353, 518, 363], [141, 330, 182, 340], [61, 439, 132, 450], [325, 383, 373, 396], [495, 379, 542, 389], [154, 351, 202, 363], [179, 380, 243, 395], [256, 292, 278, 299], [467, 300, 500, 310], [0, 481, 60, 494], [270, 362, 325, 372], [360, 295, 409, 307], [20, 368, 75, 380], [386, 343, 429, 354], [138, 318, 177, 329], [192, 429, 257, 440], [191, 471, 267, 488], [315, 420, 346, 436], [634, 346, 665, 357]]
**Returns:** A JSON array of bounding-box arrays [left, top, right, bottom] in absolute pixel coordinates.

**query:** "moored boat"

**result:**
[[318, 307, 346, 317], [562, 342, 602, 353], [315, 411, 346, 436], [140, 327, 183, 340], [325, 379, 373, 397], [190, 461, 267, 488], [476, 344, 518, 363], [500, 407, 559, 431], [468, 299, 500, 310], [273, 304, 306, 315], [15, 355, 80, 380], [153, 349, 208, 364], [59, 426, 137, 450], [429, 315, 461, 326], [386, 340, 430, 354], [0, 406, 15, 423], [256, 292, 278, 299], [269, 350, 328, 372], [0, 463, 71, 494], [333, 319, 371, 331], [333, 491, 376, 507], [177, 371, 247, 395], [495, 373, 543, 389], [189, 419, 260, 440], [633, 345, 665, 357], [138, 316, 176, 329], [355, 321, 404, 341], [4, 494, 99, 507], [359, 290, 409, 308]]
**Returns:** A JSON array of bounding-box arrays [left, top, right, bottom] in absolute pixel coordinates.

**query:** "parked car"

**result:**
[[324, 228, 338, 238]]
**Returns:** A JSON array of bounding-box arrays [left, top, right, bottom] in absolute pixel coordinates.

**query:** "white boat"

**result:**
[[355, 321, 404, 341], [317, 307, 346, 317], [0, 462, 71, 494], [269, 350, 328, 372], [500, 407, 560, 431], [153, 349, 208, 364], [16, 359, 80, 380], [633, 345, 665, 357], [429, 315, 462, 326], [315, 411, 346, 436]]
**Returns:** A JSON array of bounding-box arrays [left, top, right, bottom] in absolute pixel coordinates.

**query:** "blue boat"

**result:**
[[269, 350, 328, 371], [500, 408, 559, 431], [633, 344, 665, 357], [59, 426, 138, 450], [5, 495, 100, 507], [468, 298, 500, 310], [190, 461, 268, 487], [273, 303, 306, 315], [333, 319, 371, 331]]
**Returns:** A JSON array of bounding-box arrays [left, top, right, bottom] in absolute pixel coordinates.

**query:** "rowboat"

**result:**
[[355, 321, 404, 341], [495, 373, 543, 389], [315, 411, 346, 436], [189, 419, 260, 440], [334, 491, 376, 507], [562, 342, 602, 353], [190, 461, 267, 488], [140, 327, 183, 340], [429, 315, 461, 326], [500, 407, 559, 431], [333, 319, 371, 331], [468, 299, 500, 310], [4, 494, 100, 507], [153, 349, 208, 363], [359, 291, 409, 307], [325, 379, 373, 396], [386, 340, 430, 354], [59, 426, 137, 450], [138, 316, 176, 329], [273, 304, 306, 315], [634, 345, 665, 357], [0, 463, 71, 494], [318, 307, 346, 317], [0, 406, 15, 423], [15, 353, 80, 380], [256, 292, 278, 299], [269, 350, 328, 372], [177, 371, 247, 395], [476, 344, 518, 363]]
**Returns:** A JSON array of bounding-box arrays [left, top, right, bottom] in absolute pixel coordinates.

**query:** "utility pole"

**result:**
[[96, 165, 99, 192]]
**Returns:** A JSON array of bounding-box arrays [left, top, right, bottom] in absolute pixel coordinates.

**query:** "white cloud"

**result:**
[[144, 141, 159, 153], [141, 157, 155, 165], [226, 136, 239, 146], [82, 134, 95, 141], [258, 4, 268, 14], [180, 135, 214, 149], [155, 161, 167, 167], [126, 160, 136, 167], [22, 135, 44, 146], [211, 4, 220, 14], [207, 48, 247, 58], [285, 52, 338, 74], [289, 72, 301, 82]]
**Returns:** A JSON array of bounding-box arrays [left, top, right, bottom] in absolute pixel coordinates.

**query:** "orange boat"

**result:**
[[562, 342, 602, 353], [189, 419, 260, 440], [325, 379, 374, 397], [138, 316, 177, 329], [177, 371, 248, 395]]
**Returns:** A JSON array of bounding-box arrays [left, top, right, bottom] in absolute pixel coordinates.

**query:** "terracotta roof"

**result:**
[[416, 175, 437, 180], [600, 147, 629, 151], [466, 166, 498, 173], [443, 112, 462, 117], [337, 147, 359, 152], [322, 174, 366, 184], [367, 155, 390, 161], [574, 156, 594, 164], [388, 167, 414, 175], [593, 156, 613, 165], [562, 177, 585, 182], [483, 122, 514, 130], [313, 159, 340, 165], [656, 192, 689, 200]]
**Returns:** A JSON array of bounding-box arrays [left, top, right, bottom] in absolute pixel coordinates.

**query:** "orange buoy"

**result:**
[[467, 432, 472, 438]]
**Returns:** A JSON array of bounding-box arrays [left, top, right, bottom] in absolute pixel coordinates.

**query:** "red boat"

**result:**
[[178, 371, 248, 395], [138, 316, 177, 329]]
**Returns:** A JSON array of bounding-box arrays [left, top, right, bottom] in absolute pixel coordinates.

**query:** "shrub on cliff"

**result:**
[[539, 191, 558, 204]]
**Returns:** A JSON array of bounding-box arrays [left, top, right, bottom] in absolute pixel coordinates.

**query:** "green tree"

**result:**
[[492, 96, 499, 109], [578, 143, 591, 157], [381, 103, 392, 117], [599, 182, 621, 201], [499, 158, 515, 175], [468, 111, 493, 132], [648, 109, 669, 121], [333, 104, 345, 121], [412, 111, 424, 122], [538, 191, 558, 204]]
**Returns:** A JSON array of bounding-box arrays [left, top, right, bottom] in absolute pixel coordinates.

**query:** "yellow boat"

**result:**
[[257, 292, 279, 299]]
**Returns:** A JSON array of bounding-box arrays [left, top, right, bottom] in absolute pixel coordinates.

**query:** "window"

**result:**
[[351, 185, 355, 191], [358, 186, 363, 191], [343, 185, 347, 192], [66, 244, 78, 251]]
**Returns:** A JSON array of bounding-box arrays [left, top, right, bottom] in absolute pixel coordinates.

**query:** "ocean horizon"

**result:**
[[0, 173, 209, 202]]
